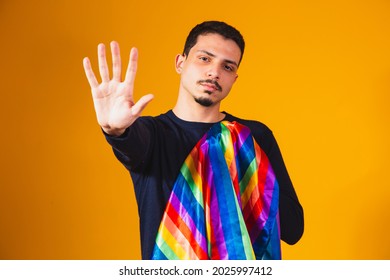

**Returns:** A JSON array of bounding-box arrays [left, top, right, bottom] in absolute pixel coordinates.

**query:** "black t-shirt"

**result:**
[[105, 110, 304, 259]]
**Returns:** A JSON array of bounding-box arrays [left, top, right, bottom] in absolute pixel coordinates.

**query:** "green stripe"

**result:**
[[220, 123, 231, 154], [233, 189, 256, 259], [155, 232, 180, 260], [239, 158, 257, 194], [180, 164, 204, 209]]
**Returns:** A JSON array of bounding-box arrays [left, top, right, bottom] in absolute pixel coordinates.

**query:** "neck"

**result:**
[[173, 97, 225, 123]]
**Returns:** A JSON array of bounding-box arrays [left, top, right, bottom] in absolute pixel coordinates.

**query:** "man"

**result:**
[[83, 21, 304, 260]]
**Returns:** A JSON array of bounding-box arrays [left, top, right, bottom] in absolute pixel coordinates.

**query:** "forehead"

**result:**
[[190, 33, 241, 64]]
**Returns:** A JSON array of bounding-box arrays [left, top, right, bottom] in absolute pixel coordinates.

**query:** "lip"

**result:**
[[200, 82, 218, 92]]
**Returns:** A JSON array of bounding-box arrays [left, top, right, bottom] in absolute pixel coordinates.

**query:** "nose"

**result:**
[[207, 64, 220, 80]]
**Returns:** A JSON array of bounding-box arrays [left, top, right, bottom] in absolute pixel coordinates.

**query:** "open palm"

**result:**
[[83, 41, 153, 136]]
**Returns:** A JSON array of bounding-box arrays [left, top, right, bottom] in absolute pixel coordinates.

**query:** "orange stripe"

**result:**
[[162, 214, 197, 259], [166, 202, 208, 259]]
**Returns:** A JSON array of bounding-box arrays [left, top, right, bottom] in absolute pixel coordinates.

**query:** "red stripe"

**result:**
[[243, 195, 264, 239], [166, 202, 208, 259], [209, 222, 221, 259]]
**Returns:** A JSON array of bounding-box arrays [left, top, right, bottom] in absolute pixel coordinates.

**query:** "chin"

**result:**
[[194, 97, 214, 107]]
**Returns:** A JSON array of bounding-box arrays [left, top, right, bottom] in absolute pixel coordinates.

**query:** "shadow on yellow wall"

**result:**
[[0, 0, 389, 259]]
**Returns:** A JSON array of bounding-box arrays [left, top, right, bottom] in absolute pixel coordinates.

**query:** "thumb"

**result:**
[[131, 94, 154, 117]]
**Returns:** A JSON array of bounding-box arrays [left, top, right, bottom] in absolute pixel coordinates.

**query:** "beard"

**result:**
[[194, 95, 213, 107], [193, 79, 222, 107]]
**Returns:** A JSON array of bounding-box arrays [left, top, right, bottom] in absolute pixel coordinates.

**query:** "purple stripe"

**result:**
[[249, 167, 276, 241], [234, 126, 250, 151], [208, 171, 229, 259], [203, 142, 228, 259]]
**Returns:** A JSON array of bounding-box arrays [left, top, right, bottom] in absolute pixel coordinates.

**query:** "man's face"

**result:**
[[176, 33, 241, 107]]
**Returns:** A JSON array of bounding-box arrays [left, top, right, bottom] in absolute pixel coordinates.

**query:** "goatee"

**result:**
[[194, 97, 213, 107]]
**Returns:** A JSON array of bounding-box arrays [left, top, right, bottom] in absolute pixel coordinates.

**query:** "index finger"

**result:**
[[83, 57, 99, 88], [124, 47, 138, 88]]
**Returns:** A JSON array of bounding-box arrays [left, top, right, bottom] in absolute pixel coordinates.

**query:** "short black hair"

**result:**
[[183, 21, 245, 65]]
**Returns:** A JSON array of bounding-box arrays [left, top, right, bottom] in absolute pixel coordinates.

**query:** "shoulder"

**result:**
[[133, 111, 174, 129], [224, 112, 272, 136], [223, 112, 278, 152], [135, 111, 210, 140]]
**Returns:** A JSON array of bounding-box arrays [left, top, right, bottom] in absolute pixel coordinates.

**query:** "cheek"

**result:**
[[182, 64, 201, 79], [223, 76, 237, 89]]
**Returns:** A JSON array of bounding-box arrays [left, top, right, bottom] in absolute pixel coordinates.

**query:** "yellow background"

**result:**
[[0, 0, 389, 259]]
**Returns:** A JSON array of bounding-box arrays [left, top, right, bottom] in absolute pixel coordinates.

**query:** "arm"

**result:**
[[104, 118, 154, 171], [265, 131, 304, 245], [83, 41, 154, 136]]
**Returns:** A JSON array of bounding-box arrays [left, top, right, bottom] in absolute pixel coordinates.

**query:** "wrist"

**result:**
[[101, 126, 126, 137]]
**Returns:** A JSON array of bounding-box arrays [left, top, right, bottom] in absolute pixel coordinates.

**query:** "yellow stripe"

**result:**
[[164, 214, 199, 259], [221, 125, 234, 168], [182, 151, 204, 207], [157, 222, 190, 260], [205, 203, 211, 255]]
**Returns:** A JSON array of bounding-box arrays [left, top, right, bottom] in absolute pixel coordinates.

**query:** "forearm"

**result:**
[[264, 132, 304, 244], [279, 191, 304, 244], [104, 118, 153, 171]]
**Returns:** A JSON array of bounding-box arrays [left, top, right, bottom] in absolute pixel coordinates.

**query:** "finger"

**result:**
[[131, 94, 154, 117], [98, 43, 110, 82], [124, 47, 138, 88], [83, 57, 99, 88], [110, 41, 122, 81]]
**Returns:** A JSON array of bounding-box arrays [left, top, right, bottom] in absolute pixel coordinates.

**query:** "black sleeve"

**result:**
[[104, 118, 154, 172], [261, 129, 304, 245]]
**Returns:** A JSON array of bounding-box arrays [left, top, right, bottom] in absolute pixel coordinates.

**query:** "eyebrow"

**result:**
[[197, 50, 239, 67]]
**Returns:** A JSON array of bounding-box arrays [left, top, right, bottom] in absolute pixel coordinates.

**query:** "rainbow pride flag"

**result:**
[[152, 121, 281, 260]]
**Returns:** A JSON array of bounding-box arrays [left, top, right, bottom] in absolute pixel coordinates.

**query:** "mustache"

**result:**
[[198, 79, 222, 91]]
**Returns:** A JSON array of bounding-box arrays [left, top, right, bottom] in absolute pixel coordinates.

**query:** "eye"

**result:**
[[199, 56, 210, 62], [224, 64, 235, 72]]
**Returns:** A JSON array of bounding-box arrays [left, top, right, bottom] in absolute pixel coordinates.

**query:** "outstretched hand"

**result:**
[[83, 41, 154, 136]]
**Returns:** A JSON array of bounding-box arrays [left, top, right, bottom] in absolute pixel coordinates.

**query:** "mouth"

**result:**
[[201, 83, 218, 92], [198, 80, 222, 92]]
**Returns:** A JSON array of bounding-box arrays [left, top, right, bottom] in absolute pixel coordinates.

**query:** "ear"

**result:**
[[175, 54, 186, 74]]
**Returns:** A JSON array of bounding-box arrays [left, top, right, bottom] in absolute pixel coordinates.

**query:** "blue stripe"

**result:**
[[152, 244, 168, 260], [235, 134, 256, 184], [172, 173, 206, 238], [208, 134, 247, 259], [252, 179, 280, 259]]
